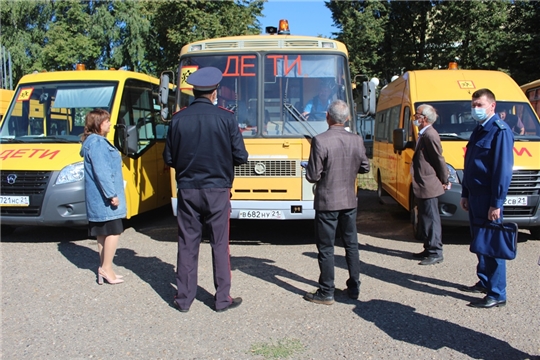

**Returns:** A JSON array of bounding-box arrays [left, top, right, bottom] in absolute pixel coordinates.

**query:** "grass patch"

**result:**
[[250, 338, 305, 359]]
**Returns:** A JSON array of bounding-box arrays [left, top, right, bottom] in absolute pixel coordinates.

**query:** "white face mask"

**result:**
[[413, 119, 421, 127], [213, 96, 218, 106]]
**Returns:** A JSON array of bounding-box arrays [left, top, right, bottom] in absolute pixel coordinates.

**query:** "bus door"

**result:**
[[395, 105, 414, 208], [117, 79, 170, 215]]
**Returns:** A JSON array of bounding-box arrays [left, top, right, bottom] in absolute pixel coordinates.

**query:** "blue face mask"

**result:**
[[471, 107, 488, 122]]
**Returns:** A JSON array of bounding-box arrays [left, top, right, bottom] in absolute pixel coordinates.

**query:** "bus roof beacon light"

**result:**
[[76, 64, 86, 71], [448, 62, 458, 70], [278, 19, 290, 35]]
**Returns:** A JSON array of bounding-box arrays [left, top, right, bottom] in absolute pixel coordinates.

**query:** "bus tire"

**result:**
[[530, 227, 540, 240], [377, 172, 388, 204], [410, 191, 422, 241]]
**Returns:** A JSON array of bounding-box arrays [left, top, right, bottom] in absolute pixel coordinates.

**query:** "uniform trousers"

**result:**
[[417, 197, 443, 256], [174, 188, 233, 311], [468, 194, 507, 301], [315, 208, 360, 297]]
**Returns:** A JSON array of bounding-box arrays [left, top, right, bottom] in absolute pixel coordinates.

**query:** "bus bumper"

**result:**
[[1, 172, 87, 227], [231, 200, 315, 220]]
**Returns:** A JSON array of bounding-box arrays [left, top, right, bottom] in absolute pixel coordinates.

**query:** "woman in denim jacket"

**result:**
[[80, 109, 126, 285]]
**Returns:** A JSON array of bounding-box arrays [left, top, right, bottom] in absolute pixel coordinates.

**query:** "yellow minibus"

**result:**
[[521, 79, 540, 117], [373, 66, 540, 239], [0, 89, 14, 120], [0, 66, 175, 233]]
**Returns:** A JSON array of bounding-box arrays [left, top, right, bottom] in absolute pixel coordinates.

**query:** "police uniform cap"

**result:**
[[187, 67, 223, 91]]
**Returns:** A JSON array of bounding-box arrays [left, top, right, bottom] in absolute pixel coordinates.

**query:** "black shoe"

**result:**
[[215, 297, 242, 312], [467, 297, 506, 308], [347, 288, 360, 300], [303, 290, 334, 305], [412, 250, 429, 259], [419, 255, 443, 265], [459, 284, 488, 294], [173, 299, 189, 313]]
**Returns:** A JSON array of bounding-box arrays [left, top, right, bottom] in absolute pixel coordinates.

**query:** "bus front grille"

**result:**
[[235, 160, 298, 177], [503, 170, 540, 218], [0, 171, 51, 217]]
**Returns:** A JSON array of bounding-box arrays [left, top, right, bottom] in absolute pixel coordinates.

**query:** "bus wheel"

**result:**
[[530, 227, 540, 240], [410, 192, 422, 241], [1, 225, 16, 236], [377, 173, 388, 204]]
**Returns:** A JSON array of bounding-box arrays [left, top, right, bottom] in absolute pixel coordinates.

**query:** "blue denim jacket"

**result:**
[[80, 134, 127, 222]]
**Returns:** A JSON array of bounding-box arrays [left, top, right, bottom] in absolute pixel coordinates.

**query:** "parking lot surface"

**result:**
[[2, 190, 539, 359]]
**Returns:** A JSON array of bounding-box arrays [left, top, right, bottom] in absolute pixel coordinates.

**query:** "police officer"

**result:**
[[163, 67, 249, 313], [459, 88, 514, 308]]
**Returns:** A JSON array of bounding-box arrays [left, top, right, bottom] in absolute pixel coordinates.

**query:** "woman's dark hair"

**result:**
[[81, 109, 111, 142]]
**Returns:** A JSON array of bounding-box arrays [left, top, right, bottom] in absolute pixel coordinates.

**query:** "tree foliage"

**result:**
[[327, 0, 540, 85], [0, 0, 263, 85]]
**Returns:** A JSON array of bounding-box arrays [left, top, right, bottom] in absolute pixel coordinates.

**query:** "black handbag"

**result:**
[[470, 219, 518, 260]]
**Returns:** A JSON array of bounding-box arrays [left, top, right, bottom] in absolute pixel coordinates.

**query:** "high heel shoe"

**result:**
[[97, 268, 124, 285], [98, 267, 123, 279]]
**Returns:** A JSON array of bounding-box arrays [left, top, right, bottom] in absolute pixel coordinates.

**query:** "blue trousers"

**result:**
[[468, 195, 507, 301]]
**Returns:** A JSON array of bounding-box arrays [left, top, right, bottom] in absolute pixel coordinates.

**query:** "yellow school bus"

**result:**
[[0, 89, 14, 120], [373, 66, 540, 239], [163, 20, 365, 220], [521, 79, 540, 117], [0, 66, 175, 233]]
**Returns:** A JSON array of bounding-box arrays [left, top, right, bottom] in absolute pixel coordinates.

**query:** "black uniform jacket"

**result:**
[[163, 97, 248, 189]]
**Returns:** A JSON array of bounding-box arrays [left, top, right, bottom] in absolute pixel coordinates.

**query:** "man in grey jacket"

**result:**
[[411, 104, 449, 265], [303, 100, 370, 305]]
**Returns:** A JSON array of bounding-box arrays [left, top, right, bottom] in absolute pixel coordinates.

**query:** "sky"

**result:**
[[257, 0, 336, 38]]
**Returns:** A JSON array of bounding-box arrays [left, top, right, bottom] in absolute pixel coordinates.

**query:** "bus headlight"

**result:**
[[56, 162, 84, 184], [447, 164, 459, 183]]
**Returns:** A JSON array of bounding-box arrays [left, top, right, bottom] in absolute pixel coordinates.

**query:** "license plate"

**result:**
[[504, 196, 527, 206], [0, 196, 30, 207], [238, 210, 284, 219]]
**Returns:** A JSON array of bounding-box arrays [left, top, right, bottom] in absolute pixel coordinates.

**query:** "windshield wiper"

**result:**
[[438, 133, 467, 140], [283, 103, 316, 138], [0, 137, 26, 143]]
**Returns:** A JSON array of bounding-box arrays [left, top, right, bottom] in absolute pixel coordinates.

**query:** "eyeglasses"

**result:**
[[414, 113, 426, 119]]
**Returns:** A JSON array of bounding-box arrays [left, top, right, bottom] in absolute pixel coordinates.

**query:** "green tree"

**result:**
[[144, 0, 264, 74], [0, 0, 51, 83]]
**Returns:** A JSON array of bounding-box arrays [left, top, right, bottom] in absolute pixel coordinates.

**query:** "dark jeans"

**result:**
[[315, 208, 360, 297]]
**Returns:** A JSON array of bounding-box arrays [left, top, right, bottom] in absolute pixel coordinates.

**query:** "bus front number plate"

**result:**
[[504, 196, 527, 206], [0, 196, 30, 207], [239, 210, 284, 219]]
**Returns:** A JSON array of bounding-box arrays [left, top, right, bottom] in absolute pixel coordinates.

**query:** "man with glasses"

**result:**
[[411, 104, 449, 265]]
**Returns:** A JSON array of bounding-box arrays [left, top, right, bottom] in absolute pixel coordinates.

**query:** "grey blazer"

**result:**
[[412, 125, 449, 199], [306, 126, 370, 211]]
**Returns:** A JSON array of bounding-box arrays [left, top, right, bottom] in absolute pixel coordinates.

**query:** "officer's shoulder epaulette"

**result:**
[[494, 119, 506, 130], [172, 106, 187, 116], [218, 106, 234, 114]]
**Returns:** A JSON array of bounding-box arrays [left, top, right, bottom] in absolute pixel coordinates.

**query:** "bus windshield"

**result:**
[[179, 53, 351, 138], [0, 81, 117, 143], [416, 101, 540, 141]]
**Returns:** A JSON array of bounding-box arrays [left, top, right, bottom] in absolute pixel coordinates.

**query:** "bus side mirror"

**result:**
[[159, 73, 170, 120], [393, 128, 407, 151], [362, 81, 376, 115]]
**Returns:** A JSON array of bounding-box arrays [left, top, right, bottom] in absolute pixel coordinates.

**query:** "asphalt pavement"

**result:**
[[1, 189, 539, 359]]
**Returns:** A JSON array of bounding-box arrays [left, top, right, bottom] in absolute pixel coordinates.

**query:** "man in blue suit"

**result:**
[[459, 88, 514, 308]]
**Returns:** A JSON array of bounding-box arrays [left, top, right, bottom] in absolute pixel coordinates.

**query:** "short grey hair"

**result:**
[[327, 100, 349, 125], [418, 104, 437, 124]]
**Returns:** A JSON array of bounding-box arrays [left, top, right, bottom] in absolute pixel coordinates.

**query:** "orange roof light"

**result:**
[[278, 19, 290, 35], [448, 62, 458, 70], [76, 64, 86, 71]]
